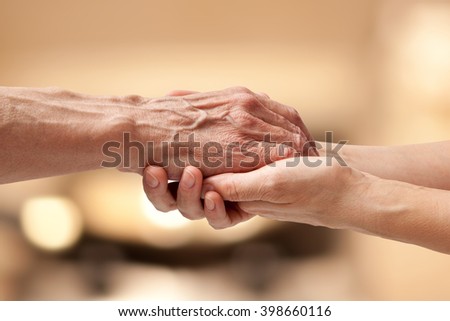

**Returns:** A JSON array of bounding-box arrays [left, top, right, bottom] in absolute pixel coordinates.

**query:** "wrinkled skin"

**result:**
[[132, 87, 316, 179]]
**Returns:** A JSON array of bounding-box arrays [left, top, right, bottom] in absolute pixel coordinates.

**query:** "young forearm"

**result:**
[[319, 142, 450, 190], [0, 87, 144, 183], [344, 174, 450, 254]]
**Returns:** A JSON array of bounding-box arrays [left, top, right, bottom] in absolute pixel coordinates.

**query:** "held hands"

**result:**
[[143, 157, 367, 229], [141, 86, 340, 227], [121, 87, 316, 178]]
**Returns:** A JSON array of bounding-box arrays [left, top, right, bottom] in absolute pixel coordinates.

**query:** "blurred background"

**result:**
[[1, 0, 450, 300]]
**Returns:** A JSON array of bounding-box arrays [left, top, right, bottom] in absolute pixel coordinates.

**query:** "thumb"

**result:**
[[202, 170, 266, 202]]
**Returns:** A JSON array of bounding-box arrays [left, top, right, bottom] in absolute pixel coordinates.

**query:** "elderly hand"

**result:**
[[124, 86, 315, 179]]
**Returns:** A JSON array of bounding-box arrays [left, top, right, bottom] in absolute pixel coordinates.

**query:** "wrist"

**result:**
[[97, 94, 157, 173], [341, 173, 418, 240], [318, 164, 371, 230]]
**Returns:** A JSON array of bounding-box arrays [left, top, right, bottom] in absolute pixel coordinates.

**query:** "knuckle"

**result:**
[[290, 108, 303, 123], [49, 87, 81, 99], [154, 203, 173, 213], [123, 94, 146, 105], [235, 93, 258, 108], [211, 224, 225, 230], [232, 86, 252, 94], [45, 86, 62, 93], [289, 106, 300, 116], [178, 208, 191, 218], [260, 92, 270, 99], [178, 208, 202, 220], [165, 90, 182, 96]]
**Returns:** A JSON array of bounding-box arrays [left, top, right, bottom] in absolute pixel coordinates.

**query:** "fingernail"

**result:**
[[146, 171, 159, 188], [182, 170, 195, 189], [205, 197, 215, 211]]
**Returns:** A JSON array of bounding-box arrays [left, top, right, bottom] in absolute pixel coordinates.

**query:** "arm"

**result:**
[[0, 86, 309, 184], [225, 161, 450, 254], [346, 174, 450, 253], [0, 86, 135, 183], [144, 159, 450, 254], [204, 161, 450, 254], [320, 141, 450, 190]]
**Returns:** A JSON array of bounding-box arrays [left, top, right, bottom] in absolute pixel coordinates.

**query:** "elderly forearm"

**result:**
[[0, 86, 146, 183], [345, 174, 450, 254], [319, 141, 450, 190]]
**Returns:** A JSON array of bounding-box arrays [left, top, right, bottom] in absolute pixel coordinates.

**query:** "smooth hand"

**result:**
[[143, 157, 366, 225]]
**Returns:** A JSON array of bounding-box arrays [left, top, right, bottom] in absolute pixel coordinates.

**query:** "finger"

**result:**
[[238, 200, 279, 216], [176, 166, 205, 220], [257, 92, 270, 99], [223, 90, 303, 136], [166, 90, 199, 97], [177, 87, 299, 138], [143, 166, 177, 212], [250, 100, 303, 137], [174, 88, 314, 155], [180, 86, 257, 110], [239, 200, 310, 224], [302, 139, 320, 156], [256, 95, 304, 129], [204, 191, 254, 229], [239, 142, 296, 170], [204, 191, 231, 229], [256, 96, 316, 149], [241, 114, 305, 153], [202, 169, 268, 202], [272, 102, 317, 153]]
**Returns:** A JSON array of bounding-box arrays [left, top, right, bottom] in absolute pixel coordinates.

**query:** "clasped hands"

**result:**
[[142, 87, 360, 230]]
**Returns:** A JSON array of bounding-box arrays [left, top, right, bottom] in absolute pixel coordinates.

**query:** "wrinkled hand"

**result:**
[[143, 157, 365, 227], [132, 87, 315, 179]]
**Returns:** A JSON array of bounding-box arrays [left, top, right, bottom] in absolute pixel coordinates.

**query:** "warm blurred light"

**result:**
[[399, 4, 450, 96], [378, 1, 450, 145], [20, 197, 83, 252], [207, 216, 269, 244], [139, 192, 190, 230], [137, 190, 274, 249], [72, 169, 274, 249]]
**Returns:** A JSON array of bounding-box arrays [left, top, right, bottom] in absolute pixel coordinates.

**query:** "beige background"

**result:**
[[0, 0, 450, 300]]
